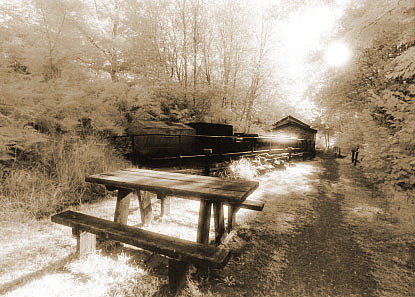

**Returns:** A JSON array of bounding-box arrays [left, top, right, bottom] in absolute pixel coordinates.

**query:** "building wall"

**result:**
[[272, 124, 315, 141], [272, 124, 316, 157]]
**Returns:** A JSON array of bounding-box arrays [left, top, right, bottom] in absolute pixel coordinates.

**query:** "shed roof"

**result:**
[[272, 115, 317, 133]]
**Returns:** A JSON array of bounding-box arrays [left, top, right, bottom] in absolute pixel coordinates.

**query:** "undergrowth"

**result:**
[[0, 134, 129, 220]]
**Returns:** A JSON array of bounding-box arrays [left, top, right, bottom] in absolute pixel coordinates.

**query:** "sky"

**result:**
[[267, 0, 353, 121]]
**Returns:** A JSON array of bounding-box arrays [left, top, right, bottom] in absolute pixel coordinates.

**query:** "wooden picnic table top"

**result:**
[[86, 168, 259, 204]]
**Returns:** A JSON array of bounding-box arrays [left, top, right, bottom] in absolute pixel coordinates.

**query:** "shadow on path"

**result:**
[[277, 155, 377, 296], [0, 253, 77, 295]]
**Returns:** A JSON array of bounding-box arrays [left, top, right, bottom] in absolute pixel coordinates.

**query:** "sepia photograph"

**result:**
[[0, 0, 414, 296]]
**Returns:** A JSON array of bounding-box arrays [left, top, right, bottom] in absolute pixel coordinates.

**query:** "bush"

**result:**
[[0, 134, 130, 220]]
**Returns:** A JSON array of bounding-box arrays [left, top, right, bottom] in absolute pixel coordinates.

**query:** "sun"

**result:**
[[325, 41, 351, 66]]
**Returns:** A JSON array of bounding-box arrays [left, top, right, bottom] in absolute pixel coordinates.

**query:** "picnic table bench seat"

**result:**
[[51, 210, 230, 293]]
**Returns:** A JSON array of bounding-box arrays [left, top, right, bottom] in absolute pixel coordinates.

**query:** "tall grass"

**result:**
[[0, 135, 129, 220]]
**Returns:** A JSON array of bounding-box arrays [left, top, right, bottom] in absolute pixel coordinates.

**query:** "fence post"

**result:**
[[178, 135, 183, 169], [131, 136, 137, 165], [203, 148, 212, 176], [354, 149, 359, 166]]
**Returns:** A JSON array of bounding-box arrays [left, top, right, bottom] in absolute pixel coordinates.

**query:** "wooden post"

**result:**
[[197, 200, 212, 244], [198, 149, 213, 244], [114, 188, 132, 224], [73, 227, 96, 256], [137, 190, 153, 225], [158, 193, 170, 217], [354, 150, 359, 166], [168, 258, 189, 294], [203, 148, 212, 176], [131, 136, 136, 165], [178, 135, 183, 169], [213, 202, 225, 245]]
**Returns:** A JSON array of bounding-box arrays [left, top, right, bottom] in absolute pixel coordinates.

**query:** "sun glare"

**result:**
[[325, 41, 351, 66]]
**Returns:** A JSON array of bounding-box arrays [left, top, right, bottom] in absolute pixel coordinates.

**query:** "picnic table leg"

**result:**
[[227, 204, 238, 231], [168, 258, 189, 294], [72, 226, 96, 256], [157, 193, 170, 217], [137, 190, 153, 226], [197, 200, 212, 244], [114, 188, 132, 224], [213, 202, 225, 245]]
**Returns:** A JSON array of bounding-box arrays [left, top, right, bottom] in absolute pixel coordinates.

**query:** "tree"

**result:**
[[315, 0, 415, 191], [240, 14, 273, 133]]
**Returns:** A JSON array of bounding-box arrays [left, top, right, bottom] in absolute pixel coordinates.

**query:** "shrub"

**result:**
[[0, 134, 130, 220]]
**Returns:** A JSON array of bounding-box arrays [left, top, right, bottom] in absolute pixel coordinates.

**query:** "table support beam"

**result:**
[[114, 188, 132, 224], [137, 190, 153, 226], [213, 202, 225, 245], [157, 193, 170, 217], [197, 200, 212, 244], [227, 204, 238, 231]]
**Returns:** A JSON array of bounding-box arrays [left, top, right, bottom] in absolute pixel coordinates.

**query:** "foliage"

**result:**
[[315, 0, 415, 204], [0, 135, 129, 219], [0, 0, 295, 133]]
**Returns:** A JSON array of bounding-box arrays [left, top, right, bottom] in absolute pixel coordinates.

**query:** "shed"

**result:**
[[271, 115, 317, 157]]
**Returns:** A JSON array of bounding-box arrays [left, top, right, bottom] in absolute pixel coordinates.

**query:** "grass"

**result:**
[[0, 134, 129, 220], [2, 154, 415, 296], [4, 252, 159, 297], [336, 157, 415, 296], [1, 157, 310, 296]]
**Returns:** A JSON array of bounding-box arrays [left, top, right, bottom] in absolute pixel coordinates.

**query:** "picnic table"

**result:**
[[52, 167, 260, 294], [85, 168, 259, 244]]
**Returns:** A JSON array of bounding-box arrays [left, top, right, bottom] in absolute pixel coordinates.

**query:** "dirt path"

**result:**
[[208, 153, 414, 297], [276, 156, 376, 296]]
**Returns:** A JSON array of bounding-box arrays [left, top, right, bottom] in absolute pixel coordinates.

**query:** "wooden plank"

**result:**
[[51, 211, 230, 268], [86, 174, 259, 204], [122, 168, 250, 186], [114, 188, 131, 224], [213, 202, 225, 245], [87, 172, 256, 196], [137, 190, 152, 225], [89, 168, 258, 192], [239, 200, 264, 211], [196, 201, 212, 245], [219, 230, 237, 247]]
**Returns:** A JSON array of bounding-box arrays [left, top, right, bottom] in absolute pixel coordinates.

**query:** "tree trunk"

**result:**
[[182, 0, 188, 91]]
